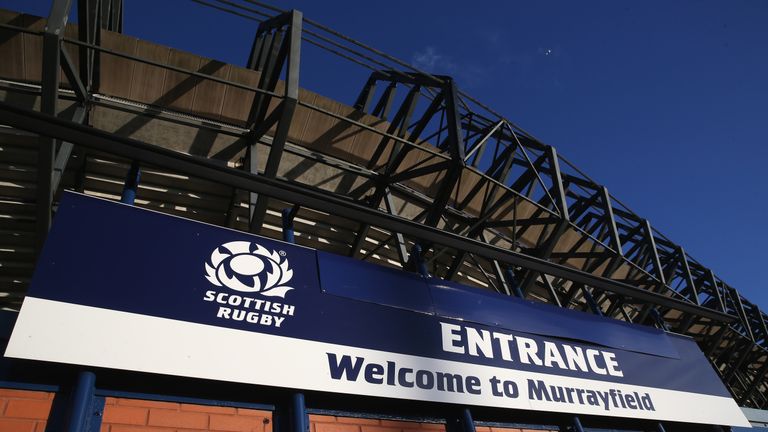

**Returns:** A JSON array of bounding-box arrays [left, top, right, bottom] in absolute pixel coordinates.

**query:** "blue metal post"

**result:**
[[280, 209, 307, 432], [289, 392, 308, 432], [504, 267, 525, 299], [582, 286, 603, 317], [66, 371, 96, 432], [282, 208, 295, 243], [411, 244, 429, 277], [651, 308, 671, 332], [656, 422, 666, 432], [571, 416, 585, 432], [458, 407, 475, 432], [120, 161, 141, 205], [445, 407, 475, 432]]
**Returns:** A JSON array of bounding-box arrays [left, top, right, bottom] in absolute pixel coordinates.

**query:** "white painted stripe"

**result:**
[[5, 298, 751, 427]]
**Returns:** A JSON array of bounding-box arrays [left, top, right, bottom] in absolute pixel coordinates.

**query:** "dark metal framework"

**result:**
[[0, 0, 764, 430]]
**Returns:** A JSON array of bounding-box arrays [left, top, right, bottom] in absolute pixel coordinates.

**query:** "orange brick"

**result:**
[[309, 414, 335, 423], [100, 424, 111, 432], [34, 422, 48, 432], [315, 422, 361, 432], [474, 427, 491, 432], [0, 389, 52, 400], [103, 405, 149, 425], [147, 408, 208, 429], [336, 417, 380, 425], [105, 397, 119, 406], [379, 420, 415, 428], [238, 408, 273, 418], [361, 426, 401, 432], [419, 424, 445, 430], [181, 403, 237, 414], [209, 414, 266, 432], [111, 426, 169, 432], [4, 399, 53, 420], [117, 398, 181, 410], [406, 427, 441, 432], [0, 418, 35, 432]]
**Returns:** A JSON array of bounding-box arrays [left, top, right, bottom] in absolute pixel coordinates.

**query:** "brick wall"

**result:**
[[0, 388, 54, 432], [0, 389, 548, 432], [309, 415, 543, 432], [101, 397, 272, 432], [310, 414, 444, 432]]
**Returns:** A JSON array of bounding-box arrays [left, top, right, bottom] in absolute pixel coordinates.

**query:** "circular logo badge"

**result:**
[[204, 241, 294, 298]]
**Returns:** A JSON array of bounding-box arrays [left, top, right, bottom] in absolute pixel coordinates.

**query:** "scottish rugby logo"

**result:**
[[205, 241, 294, 298]]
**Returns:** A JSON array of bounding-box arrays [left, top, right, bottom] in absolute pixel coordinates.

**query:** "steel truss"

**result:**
[[0, 0, 765, 421]]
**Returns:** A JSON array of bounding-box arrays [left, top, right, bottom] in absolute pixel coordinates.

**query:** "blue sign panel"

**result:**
[[5, 192, 749, 426]]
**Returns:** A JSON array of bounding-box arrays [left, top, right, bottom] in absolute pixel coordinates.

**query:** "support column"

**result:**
[[445, 407, 475, 432], [274, 209, 308, 432], [120, 161, 141, 205], [37, 0, 73, 253], [247, 10, 303, 233]]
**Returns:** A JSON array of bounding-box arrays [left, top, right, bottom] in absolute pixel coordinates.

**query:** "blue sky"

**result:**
[[5, 0, 767, 310]]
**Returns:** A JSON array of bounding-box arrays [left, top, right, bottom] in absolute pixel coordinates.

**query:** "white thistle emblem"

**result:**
[[204, 241, 294, 298]]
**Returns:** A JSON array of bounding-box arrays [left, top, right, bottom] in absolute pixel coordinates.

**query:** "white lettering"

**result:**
[[543, 341, 567, 369], [516, 336, 543, 366], [466, 328, 493, 357], [563, 345, 589, 372], [492, 332, 515, 361], [603, 351, 623, 377], [440, 322, 465, 354], [586, 349, 607, 375]]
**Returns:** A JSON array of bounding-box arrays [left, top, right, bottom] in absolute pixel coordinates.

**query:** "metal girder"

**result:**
[[678, 246, 700, 306], [383, 189, 409, 266], [353, 75, 376, 112], [741, 359, 768, 405], [60, 46, 87, 103], [376, 84, 423, 170], [370, 82, 397, 120], [453, 146, 515, 212], [246, 9, 302, 233], [734, 286, 756, 342], [479, 231, 513, 297], [78, 0, 99, 90], [0, 101, 737, 324], [387, 160, 452, 184], [77, 0, 122, 92], [506, 152, 548, 200], [51, 106, 86, 191], [714, 273, 731, 314], [349, 85, 424, 258], [567, 191, 600, 224], [518, 146, 569, 295], [660, 248, 680, 285], [422, 79, 464, 228], [38, 0, 114, 254], [37, 0, 74, 253], [464, 120, 504, 164], [100, 0, 122, 32], [596, 186, 622, 258], [725, 340, 755, 384], [351, 74, 458, 259], [642, 219, 666, 287]]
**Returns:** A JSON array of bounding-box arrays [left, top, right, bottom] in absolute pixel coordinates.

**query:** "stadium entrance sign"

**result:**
[[6, 192, 750, 427]]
